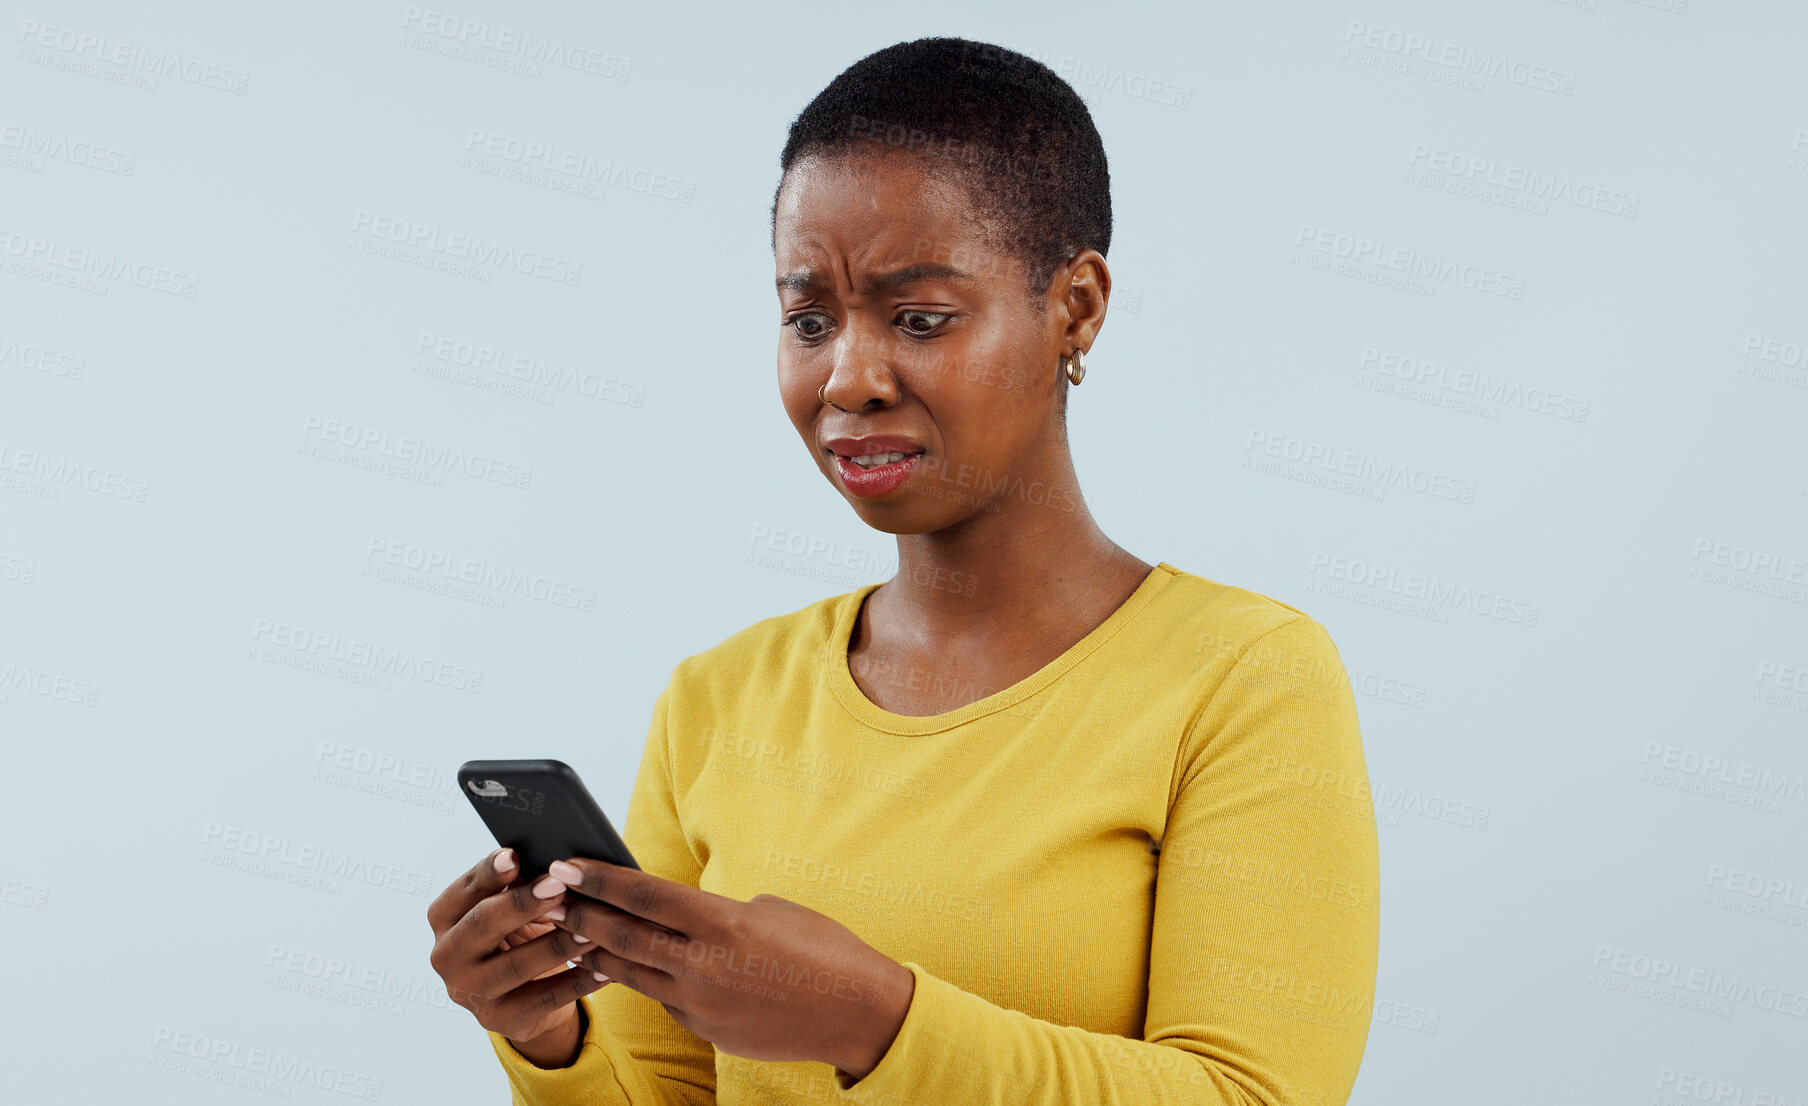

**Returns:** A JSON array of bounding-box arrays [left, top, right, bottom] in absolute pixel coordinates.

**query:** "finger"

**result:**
[[498, 917, 558, 954], [428, 848, 525, 937], [436, 870, 571, 974], [554, 891, 681, 975], [474, 964, 613, 1035], [568, 896, 740, 983], [573, 942, 680, 1008], [468, 925, 599, 999], [547, 856, 726, 933]]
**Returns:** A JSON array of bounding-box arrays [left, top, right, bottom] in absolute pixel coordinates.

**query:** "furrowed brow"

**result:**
[[869, 263, 973, 292], [775, 270, 821, 294], [775, 262, 973, 297]]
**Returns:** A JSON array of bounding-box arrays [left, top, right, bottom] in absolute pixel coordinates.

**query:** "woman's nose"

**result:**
[[823, 326, 901, 409]]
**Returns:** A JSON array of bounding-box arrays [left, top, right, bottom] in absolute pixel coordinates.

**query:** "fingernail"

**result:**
[[493, 849, 516, 873], [572, 933, 590, 944], [548, 860, 582, 884], [593, 972, 610, 983], [544, 904, 566, 922], [532, 875, 565, 899]]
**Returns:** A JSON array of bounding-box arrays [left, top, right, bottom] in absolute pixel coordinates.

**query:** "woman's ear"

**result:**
[[1057, 249, 1111, 355]]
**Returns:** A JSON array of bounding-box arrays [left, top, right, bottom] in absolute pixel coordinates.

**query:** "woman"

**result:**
[[427, 36, 1378, 1106]]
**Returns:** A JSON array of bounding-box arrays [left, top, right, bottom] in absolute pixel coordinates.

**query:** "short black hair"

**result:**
[[772, 36, 1112, 302]]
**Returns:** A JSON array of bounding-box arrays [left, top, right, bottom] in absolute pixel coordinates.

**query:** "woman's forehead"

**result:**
[[778, 149, 974, 224], [776, 163, 996, 264]]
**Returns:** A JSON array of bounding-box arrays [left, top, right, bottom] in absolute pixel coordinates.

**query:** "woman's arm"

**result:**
[[828, 614, 1381, 1105], [486, 681, 720, 1106]]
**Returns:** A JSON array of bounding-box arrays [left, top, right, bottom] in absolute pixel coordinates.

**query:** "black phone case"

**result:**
[[457, 758, 641, 881]]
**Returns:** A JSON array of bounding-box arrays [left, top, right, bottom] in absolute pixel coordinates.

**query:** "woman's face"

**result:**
[[772, 149, 1094, 534]]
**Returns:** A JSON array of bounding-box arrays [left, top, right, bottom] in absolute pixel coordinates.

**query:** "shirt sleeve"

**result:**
[[485, 679, 720, 1106], [829, 614, 1381, 1105]]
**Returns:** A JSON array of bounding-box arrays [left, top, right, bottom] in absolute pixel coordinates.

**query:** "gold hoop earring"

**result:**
[[1063, 349, 1086, 386]]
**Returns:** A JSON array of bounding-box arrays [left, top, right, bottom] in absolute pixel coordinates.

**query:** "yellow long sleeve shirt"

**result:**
[[486, 561, 1380, 1105]]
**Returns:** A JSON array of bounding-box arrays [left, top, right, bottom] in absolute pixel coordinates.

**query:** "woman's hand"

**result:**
[[539, 857, 916, 1080], [426, 849, 611, 1054]]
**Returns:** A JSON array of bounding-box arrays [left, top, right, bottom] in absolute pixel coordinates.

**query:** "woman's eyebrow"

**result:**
[[775, 262, 973, 295]]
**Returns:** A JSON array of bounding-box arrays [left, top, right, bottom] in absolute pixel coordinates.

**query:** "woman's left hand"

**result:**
[[538, 857, 915, 1079]]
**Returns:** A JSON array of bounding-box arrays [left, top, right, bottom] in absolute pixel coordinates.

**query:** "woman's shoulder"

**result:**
[[1153, 563, 1343, 668], [1152, 567, 1358, 743], [663, 584, 868, 697]]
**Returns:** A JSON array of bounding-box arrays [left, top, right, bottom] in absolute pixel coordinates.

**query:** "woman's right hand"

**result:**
[[427, 848, 613, 1056]]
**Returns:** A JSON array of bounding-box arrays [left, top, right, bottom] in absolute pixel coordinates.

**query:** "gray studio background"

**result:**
[[4, 0, 1806, 1101]]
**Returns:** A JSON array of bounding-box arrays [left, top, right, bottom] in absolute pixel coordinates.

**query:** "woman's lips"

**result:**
[[832, 451, 923, 498]]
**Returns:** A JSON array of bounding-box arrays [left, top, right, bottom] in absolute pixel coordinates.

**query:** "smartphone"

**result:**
[[458, 759, 640, 885]]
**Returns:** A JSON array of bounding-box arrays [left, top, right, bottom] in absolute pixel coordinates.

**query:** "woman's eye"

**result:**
[[899, 310, 947, 334], [787, 312, 833, 339], [899, 310, 949, 334]]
